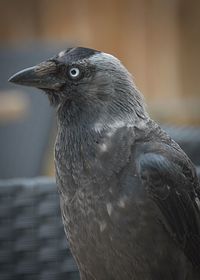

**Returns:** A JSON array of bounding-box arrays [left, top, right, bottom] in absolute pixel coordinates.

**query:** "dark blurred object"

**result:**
[[163, 125, 200, 166], [0, 177, 79, 280], [0, 45, 62, 179], [1, 172, 200, 280], [1, 173, 200, 280]]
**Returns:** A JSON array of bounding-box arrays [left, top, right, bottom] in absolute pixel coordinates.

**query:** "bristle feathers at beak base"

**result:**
[[8, 61, 65, 90]]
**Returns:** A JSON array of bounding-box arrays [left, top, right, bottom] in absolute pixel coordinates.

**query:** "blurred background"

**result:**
[[0, 1, 200, 279], [0, 0, 200, 179]]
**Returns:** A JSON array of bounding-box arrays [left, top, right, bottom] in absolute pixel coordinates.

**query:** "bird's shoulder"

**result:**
[[134, 119, 199, 190]]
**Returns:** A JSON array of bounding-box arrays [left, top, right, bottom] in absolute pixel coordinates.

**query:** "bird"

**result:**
[[9, 47, 200, 280]]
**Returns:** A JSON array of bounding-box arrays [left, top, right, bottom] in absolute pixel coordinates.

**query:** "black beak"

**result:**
[[8, 61, 65, 90]]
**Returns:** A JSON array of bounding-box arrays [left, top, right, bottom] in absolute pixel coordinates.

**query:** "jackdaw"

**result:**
[[9, 47, 200, 280]]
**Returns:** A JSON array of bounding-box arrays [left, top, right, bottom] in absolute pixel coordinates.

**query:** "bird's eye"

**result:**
[[69, 67, 80, 79]]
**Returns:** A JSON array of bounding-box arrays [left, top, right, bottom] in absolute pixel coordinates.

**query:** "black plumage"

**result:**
[[9, 47, 200, 280]]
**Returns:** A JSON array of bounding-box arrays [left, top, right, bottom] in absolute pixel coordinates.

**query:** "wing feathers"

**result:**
[[137, 151, 200, 267]]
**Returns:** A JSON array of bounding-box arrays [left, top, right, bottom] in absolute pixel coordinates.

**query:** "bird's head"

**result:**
[[9, 47, 148, 129]]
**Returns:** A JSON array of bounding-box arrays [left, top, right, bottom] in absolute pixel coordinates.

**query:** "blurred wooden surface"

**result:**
[[0, 0, 200, 124], [0, 91, 29, 123]]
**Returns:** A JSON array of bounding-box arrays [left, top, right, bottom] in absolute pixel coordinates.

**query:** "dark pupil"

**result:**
[[71, 69, 77, 75]]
